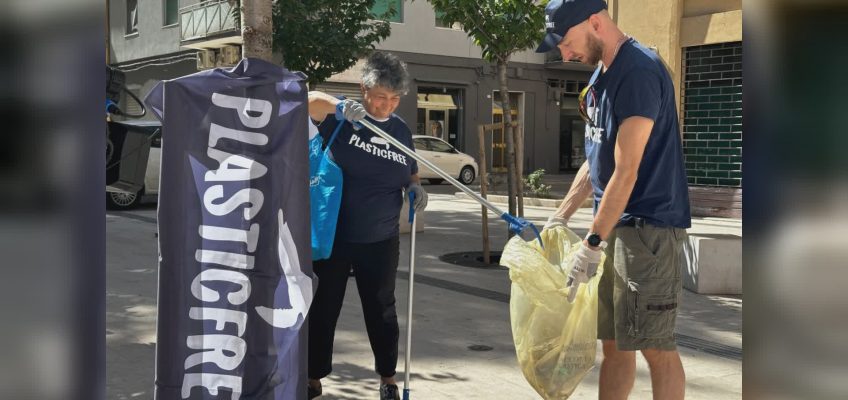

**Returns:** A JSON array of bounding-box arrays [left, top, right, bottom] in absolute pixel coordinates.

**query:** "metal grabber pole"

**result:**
[[403, 191, 417, 400], [357, 119, 543, 247]]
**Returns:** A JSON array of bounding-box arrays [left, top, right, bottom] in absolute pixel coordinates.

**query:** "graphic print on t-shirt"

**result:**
[[585, 105, 605, 144], [347, 131, 409, 166]]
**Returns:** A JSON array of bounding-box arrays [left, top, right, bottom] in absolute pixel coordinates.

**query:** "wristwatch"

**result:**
[[585, 232, 608, 249]]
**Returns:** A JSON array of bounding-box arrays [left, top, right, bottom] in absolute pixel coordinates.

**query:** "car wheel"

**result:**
[[428, 178, 444, 185], [107, 189, 141, 210], [459, 166, 475, 185]]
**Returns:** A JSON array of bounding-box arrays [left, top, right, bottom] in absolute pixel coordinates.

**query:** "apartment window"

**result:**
[[164, 0, 179, 26], [434, 9, 461, 29], [435, 10, 448, 27], [126, 0, 139, 35], [371, 0, 403, 23]]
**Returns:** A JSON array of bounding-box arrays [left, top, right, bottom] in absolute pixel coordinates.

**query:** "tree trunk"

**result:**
[[514, 124, 524, 217], [497, 59, 518, 218], [478, 125, 490, 264], [240, 0, 274, 62]]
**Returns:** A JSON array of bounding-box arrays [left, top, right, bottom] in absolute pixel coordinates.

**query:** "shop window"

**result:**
[[416, 87, 463, 149]]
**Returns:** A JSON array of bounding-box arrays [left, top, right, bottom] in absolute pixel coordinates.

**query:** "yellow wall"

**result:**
[[608, 0, 742, 113], [683, 0, 742, 18], [681, 10, 743, 48], [610, 0, 685, 109]]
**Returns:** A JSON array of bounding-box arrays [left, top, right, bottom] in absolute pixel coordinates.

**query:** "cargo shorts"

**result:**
[[597, 219, 687, 351]]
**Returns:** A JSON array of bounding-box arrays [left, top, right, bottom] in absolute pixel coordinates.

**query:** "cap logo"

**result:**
[[545, 14, 555, 30]]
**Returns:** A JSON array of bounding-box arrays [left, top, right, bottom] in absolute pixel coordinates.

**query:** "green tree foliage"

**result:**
[[427, 0, 546, 64], [271, 0, 397, 86], [427, 0, 546, 216]]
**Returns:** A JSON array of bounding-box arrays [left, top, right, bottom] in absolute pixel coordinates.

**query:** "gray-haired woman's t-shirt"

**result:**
[[317, 114, 418, 243]]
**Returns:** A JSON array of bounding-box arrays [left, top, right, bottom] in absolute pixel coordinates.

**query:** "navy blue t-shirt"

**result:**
[[317, 114, 419, 243], [584, 38, 691, 228]]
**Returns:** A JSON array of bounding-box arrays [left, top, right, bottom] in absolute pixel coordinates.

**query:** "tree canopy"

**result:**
[[427, 0, 546, 63], [271, 0, 397, 86]]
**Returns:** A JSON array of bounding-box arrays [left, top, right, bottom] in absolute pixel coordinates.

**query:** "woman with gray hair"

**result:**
[[306, 51, 427, 400]]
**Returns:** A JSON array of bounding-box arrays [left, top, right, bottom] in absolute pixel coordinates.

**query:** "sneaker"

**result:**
[[379, 383, 400, 400], [307, 383, 322, 399]]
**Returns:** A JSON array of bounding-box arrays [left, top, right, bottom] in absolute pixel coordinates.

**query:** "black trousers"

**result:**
[[308, 236, 400, 379]]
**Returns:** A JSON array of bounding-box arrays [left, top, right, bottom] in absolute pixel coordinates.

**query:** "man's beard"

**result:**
[[586, 34, 604, 65]]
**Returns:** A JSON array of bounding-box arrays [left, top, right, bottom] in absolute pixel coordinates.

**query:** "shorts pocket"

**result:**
[[626, 278, 679, 339], [617, 227, 659, 261]]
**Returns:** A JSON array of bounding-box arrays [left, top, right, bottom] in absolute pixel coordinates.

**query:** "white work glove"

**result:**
[[405, 182, 428, 213], [565, 242, 605, 303], [334, 99, 366, 123], [544, 215, 569, 230]]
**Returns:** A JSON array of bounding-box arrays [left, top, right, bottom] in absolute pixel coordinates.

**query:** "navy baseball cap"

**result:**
[[536, 0, 608, 53]]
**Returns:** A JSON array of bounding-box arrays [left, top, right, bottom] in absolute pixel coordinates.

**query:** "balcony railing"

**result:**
[[180, 0, 239, 43]]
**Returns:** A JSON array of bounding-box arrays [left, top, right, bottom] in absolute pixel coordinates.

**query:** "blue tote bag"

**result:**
[[309, 121, 344, 260]]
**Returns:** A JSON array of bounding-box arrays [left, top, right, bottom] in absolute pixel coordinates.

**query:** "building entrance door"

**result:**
[[559, 117, 585, 171], [491, 91, 523, 173], [416, 87, 463, 149]]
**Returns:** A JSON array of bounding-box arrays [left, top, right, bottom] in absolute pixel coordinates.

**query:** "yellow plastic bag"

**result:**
[[500, 225, 604, 399]]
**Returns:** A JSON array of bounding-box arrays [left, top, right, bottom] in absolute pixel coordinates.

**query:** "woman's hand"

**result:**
[[335, 99, 366, 123], [406, 183, 428, 213]]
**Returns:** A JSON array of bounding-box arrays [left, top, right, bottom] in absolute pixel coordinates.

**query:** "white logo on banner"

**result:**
[[182, 92, 315, 399], [255, 209, 314, 329]]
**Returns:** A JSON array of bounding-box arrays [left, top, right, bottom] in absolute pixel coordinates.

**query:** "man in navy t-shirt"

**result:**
[[538, 1, 690, 399]]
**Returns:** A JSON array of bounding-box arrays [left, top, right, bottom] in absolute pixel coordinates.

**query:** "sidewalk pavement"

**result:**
[[106, 192, 742, 399]]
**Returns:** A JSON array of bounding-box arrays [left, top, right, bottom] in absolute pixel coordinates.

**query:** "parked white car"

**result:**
[[412, 135, 478, 185], [106, 121, 161, 210]]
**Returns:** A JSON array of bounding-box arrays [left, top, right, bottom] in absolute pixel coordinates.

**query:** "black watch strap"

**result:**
[[586, 232, 603, 247]]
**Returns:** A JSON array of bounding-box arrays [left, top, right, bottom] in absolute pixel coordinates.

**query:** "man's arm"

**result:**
[[551, 160, 593, 221], [589, 116, 654, 243], [307, 91, 340, 122]]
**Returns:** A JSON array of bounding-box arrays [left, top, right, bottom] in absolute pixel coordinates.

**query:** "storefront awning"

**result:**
[[417, 93, 457, 110]]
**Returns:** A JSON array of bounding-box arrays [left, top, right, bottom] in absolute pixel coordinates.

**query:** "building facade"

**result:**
[[107, 0, 595, 176], [108, 0, 742, 217], [108, 0, 242, 117]]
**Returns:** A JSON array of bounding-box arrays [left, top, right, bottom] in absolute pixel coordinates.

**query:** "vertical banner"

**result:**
[[145, 58, 314, 399]]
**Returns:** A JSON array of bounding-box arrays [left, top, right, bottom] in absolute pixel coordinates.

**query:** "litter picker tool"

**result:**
[[402, 191, 417, 400], [357, 119, 543, 247]]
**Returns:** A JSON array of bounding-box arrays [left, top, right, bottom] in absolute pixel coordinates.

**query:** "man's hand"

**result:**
[[334, 99, 366, 123], [565, 241, 604, 303], [544, 215, 569, 230], [406, 183, 428, 213]]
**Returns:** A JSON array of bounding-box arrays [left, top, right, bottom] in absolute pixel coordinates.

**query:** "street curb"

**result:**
[[454, 192, 593, 209]]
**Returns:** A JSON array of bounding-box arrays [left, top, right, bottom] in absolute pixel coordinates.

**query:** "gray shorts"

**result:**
[[597, 220, 687, 351]]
